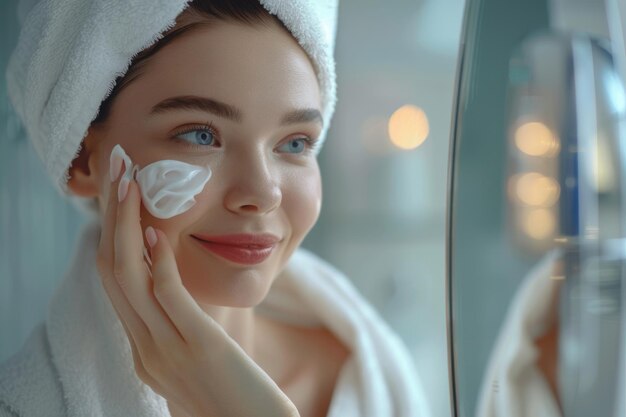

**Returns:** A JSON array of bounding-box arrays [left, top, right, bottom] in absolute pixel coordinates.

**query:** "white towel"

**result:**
[[20, 219, 428, 417], [475, 251, 562, 417], [5, 0, 338, 201]]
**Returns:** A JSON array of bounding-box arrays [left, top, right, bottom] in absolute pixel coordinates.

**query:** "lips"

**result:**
[[191, 233, 279, 265]]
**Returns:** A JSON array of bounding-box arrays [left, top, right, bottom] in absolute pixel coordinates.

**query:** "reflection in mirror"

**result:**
[[451, 0, 626, 416], [0, 0, 465, 416], [482, 33, 626, 417]]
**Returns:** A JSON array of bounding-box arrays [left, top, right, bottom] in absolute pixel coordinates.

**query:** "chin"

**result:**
[[184, 269, 274, 308]]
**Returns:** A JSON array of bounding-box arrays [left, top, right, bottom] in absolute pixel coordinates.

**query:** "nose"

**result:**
[[223, 152, 282, 215]]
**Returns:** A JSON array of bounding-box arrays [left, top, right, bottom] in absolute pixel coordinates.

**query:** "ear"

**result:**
[[66, 129, 101, 198]]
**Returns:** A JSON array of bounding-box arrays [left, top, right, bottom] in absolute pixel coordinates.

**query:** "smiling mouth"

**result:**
[[191, 234, 279, 265]]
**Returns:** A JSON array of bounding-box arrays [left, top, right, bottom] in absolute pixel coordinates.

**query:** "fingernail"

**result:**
[[145, 226, 158, 248], [110, 147, 123, 182], [118, 178, 129, 202]]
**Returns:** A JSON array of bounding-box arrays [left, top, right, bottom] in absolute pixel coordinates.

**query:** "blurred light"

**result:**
[[388, 105, 429, 150], [524, 208, 555, 240], [604, 69, 626, 114], [514, 121, 559, 156], [590, 134, 615, 192], [510, 172, 560, 206]]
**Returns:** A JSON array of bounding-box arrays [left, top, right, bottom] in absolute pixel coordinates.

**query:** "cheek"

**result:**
[[138, 205, 190, 254], [283, 167, 322, 237]]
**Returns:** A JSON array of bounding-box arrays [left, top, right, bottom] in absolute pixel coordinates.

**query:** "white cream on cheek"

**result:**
[[111, 144, 212, 219]]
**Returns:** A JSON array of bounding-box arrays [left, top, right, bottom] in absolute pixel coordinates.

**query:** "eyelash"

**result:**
[[283, 136, 319, 155], [170, 121, 320, 154], [171, 122, 219, 149]]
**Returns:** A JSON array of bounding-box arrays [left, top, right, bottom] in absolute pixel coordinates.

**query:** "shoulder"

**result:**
[[0, 324, 66, 417]]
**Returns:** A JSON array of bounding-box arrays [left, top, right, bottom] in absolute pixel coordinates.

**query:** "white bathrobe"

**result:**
[[476, 252, 562, 417], [0, 219, 430, 417]]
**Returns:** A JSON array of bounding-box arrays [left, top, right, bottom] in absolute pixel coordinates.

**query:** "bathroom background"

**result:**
[[0, 1, 466, 416]]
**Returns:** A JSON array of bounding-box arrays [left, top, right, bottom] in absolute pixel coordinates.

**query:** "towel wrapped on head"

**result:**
[[5, 0, 338, 211]]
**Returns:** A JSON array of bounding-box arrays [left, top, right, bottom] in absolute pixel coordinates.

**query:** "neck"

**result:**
[[196, 303, 259, 358]]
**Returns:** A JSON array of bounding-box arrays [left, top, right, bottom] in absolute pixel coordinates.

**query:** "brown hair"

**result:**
[[91, 0, 286, 126]]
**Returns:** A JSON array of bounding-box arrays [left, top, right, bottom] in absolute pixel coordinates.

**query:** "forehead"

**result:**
[[121, 20, 321, 119]]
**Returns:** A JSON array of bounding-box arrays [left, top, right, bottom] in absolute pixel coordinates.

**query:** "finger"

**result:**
[[114, 180, 181, 346], [97, 161, 151, 350], [97, 160, 123, 264], [148, 228, 214, 345]]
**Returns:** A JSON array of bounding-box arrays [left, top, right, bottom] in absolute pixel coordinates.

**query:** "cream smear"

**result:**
[[110, 144, 212, 219]]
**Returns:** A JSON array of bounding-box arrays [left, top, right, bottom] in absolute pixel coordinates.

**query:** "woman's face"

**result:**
[[82, 19, 323, 308]]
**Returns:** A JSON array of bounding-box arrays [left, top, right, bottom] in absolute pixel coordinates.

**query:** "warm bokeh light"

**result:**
[[388, 105, 429, 150], [511, 172, 560, 206], [514, 121, 559, 157], [524, 208, 555, 240]]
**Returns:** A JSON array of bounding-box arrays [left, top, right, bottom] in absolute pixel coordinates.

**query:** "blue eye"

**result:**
[[278, 137, 310, 154], [176, 127, 216, 146]]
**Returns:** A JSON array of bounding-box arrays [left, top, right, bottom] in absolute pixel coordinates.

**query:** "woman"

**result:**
[[0, 1, 427, 416]]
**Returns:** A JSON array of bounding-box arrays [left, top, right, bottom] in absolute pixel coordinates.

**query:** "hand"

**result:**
[[96, 163, 299, 417]]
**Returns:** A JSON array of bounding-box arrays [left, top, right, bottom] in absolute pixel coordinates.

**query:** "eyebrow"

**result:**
[[149, 95, 323, 127]]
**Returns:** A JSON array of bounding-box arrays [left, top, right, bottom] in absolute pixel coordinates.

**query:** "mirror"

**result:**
[[449, 0, 626, 416]]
